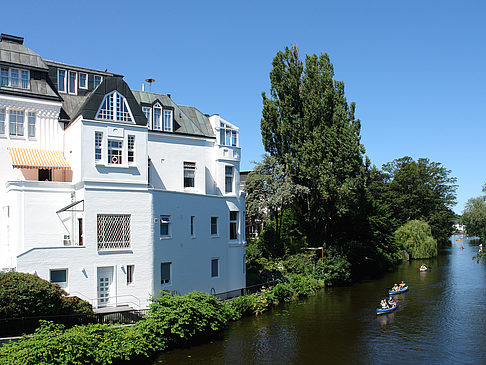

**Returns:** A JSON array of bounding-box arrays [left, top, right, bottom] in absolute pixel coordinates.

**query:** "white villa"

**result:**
[[0, 34, 246, 309]]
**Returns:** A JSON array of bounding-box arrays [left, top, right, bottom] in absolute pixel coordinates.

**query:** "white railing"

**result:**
[[69, 293, 141, 310]]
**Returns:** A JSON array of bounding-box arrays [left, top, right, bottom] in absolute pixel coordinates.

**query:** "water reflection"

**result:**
[[155, 235, 486, 364]]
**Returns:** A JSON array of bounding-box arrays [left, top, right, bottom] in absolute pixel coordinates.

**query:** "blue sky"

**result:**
[[3, 1, 485, 213]]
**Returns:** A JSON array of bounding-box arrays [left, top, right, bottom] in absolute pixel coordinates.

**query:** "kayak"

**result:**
[[388, 285, 409, 295], [376, 302, 398, 315], [419, 267, 428, 272]]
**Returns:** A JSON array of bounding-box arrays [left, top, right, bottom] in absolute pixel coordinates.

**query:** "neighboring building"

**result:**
[[0, 34, 245, 309], [239, 170, 263, 239]]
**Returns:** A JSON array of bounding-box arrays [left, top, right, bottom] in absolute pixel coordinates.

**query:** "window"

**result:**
[[230, 211, 238, 240], [0, 108, 4, 135], [153, 104, 162, 130], [96, 91, 133, 122], [184, 162, 195, 188], [219, 122, 238, 146], [68, 71, 77, 94], [127, 265, 134, 284], [97, 214, 131, 251], [161, 262, 171, 284], [128, 135, 135, 163], [142, 106, 151, 127], [27, 112, 35, 138], [163, 109, 173, 132], [58, 69, 66, 92], [0, 67, 30, 89], [108, 140, 122, 164], [9, 110, 24, 136], [225, 166, 234, 193], [39, 168, 52, 181], [211, 217, 218, 236], [50, 269, 67, 284], [79, 73, 88, 89], [94, 75, 103, 88], [190, 216, 195, 237], [211, 259, 219, 278], [160, 215, 171, 237], [95, 132, 103, 161]]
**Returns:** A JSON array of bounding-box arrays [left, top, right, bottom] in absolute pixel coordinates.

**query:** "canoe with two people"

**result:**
[[389, 281, 408, 294], [376, 297, 398, 315]]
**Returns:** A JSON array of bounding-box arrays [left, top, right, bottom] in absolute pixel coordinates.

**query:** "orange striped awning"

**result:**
[[9, 147, 71, 170]]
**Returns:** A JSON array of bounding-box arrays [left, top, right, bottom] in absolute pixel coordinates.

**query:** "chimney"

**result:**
[[1, 34, 24, 45], [141, 82, 145, 91]]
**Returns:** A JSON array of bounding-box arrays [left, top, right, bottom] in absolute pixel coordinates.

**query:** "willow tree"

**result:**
[[261, 45, 366, 247]]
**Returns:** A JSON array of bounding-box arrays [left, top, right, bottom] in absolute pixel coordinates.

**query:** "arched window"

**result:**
[[96, 91, 134, 122]]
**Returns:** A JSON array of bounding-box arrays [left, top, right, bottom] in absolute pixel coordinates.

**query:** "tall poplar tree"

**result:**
[[261, 45, 366, 246]]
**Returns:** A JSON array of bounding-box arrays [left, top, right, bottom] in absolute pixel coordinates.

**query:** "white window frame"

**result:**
[[183, 161, 196, 188], [0, 67, 30, 89], [50, 268, 68, 288], [95, 131, 103, 161], [27, 111, 36, 139], [79, 72, 88, 89], [161, 262, 171, 284], [107, 139, 123, 165], [8, 109, 24, 137], [58, 69, 67, 93], [128, 135, 135, 164], [211, 216, 218, 236], [96, 91, 134, 123], [94, 75, 103, 88], [160, 215, 171, 238], [153, 103, 162, 131], [68, 70, 77, 95], [0, 108, 5, 136], [230, 211, 238, 241], [163, 109, 173, 132], [142, 106, 152, 128], [225, 165, 234, 193], [126, 264, 134, 285], [211, 258, 219, 278], [219, 122, 238, 147]]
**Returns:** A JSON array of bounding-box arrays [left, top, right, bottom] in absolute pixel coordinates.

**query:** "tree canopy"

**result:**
[[395, 220, 438, 259], [261, 45, 366, 246], [460, 185, 486, 239]]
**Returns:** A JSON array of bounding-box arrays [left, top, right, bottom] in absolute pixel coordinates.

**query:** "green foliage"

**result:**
[[252, 287, 276, 315], [0, 321, 151, 365], [261, 45, 366, 247], [138, 291, 228, 348], [314, 249, 351, 286], [288, 274, 322, 297], [281, 253, 314, 276], [272, 282, 295, 303], [395, 220, 438, 259], [223, 295, 258, 321], [380, 157, 457, 244], [0, 272, 92, 319], [460, 195, 486, 239]]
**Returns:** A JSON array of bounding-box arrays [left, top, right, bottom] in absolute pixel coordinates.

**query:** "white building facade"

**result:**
[[0, 34, 245, 309]]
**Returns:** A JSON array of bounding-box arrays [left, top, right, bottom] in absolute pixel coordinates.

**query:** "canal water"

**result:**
[[155, 235, 486, 364]]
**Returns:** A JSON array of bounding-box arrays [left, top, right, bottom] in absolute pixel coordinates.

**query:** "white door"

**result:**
[[97, 267, 114, 307]]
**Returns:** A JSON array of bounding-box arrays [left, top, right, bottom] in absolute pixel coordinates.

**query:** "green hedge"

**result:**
[[0, 272, 92, 319]]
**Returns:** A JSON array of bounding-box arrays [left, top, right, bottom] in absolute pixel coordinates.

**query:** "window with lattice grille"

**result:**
[[97, 214, 131, 251]]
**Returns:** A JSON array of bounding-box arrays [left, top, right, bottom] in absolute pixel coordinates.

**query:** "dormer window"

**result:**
[[1, 67, 30, 90], [94, 75, 103, 88], [163, 109, 173, 132], [219, 122, 238, 147], [96, 91, 133, 123], [153, 103, 162, 131]]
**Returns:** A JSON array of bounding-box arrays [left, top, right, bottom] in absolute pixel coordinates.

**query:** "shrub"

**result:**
[[314, 249, 352, 286], [395, 220, 438, 259], [136, 291, 228, 349], [223, 295, 257, 320], [252, 287, 275, 315], [281, 253, 314, 276], [288, 274, 321, 297], [272, 282, 295, 303], [0, 321, 151, 365], [0, 272, 92, 319]]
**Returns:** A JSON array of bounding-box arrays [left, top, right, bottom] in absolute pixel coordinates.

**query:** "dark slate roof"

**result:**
[[0, 40, 48, 71], [44, 60, 122, 78], [59, 94, 91, 122], [132, 90, 215, 138], [71, 76, 146, 126]]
